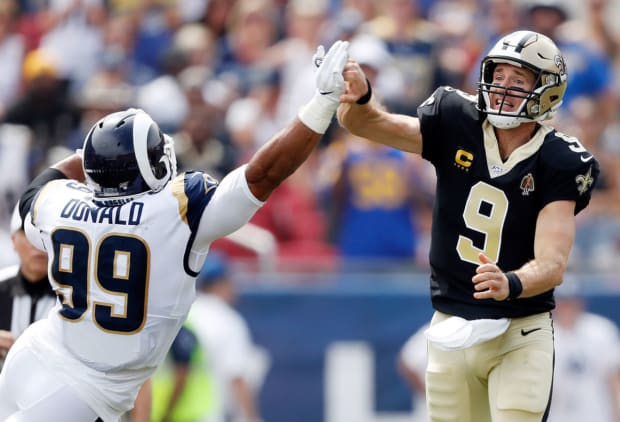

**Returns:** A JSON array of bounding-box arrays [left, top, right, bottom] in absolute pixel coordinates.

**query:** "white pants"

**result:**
[[0, 342, 99, 422]]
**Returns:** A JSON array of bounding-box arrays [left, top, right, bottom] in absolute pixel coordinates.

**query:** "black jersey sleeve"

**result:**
[[417, 87, 448, 163], [417, 86, 482, 164], [539, 131, 600, 215]]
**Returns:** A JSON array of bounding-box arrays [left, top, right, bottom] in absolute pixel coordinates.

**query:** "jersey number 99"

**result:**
[[50, 228, 149, 334]]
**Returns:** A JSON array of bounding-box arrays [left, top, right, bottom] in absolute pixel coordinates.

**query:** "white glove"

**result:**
[[298, 40, 349, 134], [313, 41, 348, 105]]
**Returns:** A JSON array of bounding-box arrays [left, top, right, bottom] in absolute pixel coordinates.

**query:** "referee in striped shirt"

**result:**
[[0, 205, 55, 371]]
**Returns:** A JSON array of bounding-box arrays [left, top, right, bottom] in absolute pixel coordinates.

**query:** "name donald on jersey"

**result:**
[[60, 199, 144, 225]]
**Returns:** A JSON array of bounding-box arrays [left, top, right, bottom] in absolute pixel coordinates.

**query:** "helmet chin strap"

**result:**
[[487, 114, 524, 129]]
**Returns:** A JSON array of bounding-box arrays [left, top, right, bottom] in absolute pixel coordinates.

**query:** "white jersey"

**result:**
[[20, 165, 263, 421], [549, 312, 620, 422]]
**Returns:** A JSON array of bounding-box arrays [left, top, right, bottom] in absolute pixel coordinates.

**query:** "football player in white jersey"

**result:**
[[0, 40, 349, 422]]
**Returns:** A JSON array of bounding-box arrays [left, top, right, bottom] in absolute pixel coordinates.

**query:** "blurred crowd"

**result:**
[[1, 0, 620, 274]]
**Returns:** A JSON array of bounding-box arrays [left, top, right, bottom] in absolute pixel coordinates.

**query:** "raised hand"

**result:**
[[313, 40, 349, 105], [298, 40, 349, 134]]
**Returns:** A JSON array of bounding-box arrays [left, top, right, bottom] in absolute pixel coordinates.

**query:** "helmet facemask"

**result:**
[[477, 31, 567, 129]]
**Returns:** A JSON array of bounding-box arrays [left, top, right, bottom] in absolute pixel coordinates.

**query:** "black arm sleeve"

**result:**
[[18, 168, 67, 224]]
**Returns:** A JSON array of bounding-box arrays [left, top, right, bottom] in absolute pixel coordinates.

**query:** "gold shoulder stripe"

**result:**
[[171, 173, 189, 225], [32, 179, 66, 225]]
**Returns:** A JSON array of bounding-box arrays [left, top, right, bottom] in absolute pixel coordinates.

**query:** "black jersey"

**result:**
[[417, 86, 599, 320], [0, 267, 55, 332], [0, 265, 56, 370]]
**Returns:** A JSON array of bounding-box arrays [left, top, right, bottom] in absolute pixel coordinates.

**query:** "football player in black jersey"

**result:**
[[338, 30, 599, 422]]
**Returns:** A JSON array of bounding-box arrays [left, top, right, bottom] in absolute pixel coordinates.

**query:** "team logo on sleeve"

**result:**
[[520, 173, 535, 196], [575, 165, 594, 195], [202, 173, 219, 192]]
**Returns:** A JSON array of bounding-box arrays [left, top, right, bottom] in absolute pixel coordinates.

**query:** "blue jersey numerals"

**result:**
[[50, 228, 149, 334]]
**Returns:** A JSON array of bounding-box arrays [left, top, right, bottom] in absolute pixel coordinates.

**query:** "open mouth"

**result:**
[[496, 98, 513, 107], [492, 97, 515, 111]]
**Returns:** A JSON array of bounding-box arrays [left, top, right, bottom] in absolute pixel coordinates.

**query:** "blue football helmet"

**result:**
[[82, 108, 177, 202]]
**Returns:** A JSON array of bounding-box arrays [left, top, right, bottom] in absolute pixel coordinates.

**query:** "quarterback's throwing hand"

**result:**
[[313, 40, 349, 105]]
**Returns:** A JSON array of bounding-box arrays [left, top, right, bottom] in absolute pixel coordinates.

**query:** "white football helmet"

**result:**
[[477, 30, 568, 129]]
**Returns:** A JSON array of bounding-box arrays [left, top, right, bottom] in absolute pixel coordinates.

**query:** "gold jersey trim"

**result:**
[[483, 120, 552, 178]]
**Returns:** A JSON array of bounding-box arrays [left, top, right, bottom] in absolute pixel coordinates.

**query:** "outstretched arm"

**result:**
[[337, 61, 423, 154], [245, 41, 349, 201], [245, 120, 321, 202]]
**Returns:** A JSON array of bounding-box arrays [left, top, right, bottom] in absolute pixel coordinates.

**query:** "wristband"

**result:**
[[505, 272, 523, 300], [356, 78, 372, 105], [298, 94, 338, 134]]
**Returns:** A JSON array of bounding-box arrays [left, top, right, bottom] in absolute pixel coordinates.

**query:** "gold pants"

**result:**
[[426, 311, 554, 422]]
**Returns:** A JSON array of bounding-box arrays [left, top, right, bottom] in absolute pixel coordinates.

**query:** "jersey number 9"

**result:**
[[457, 182, 508, 265]]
